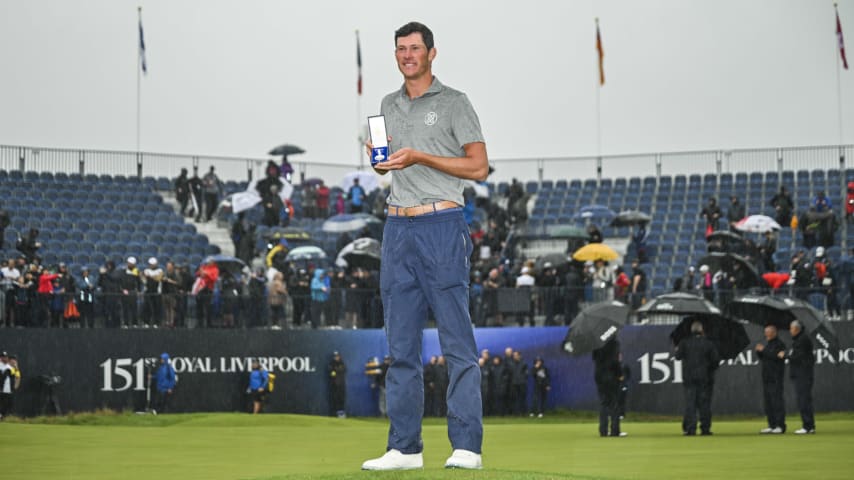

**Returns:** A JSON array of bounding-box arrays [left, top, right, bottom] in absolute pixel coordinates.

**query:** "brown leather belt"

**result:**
[[387, 201, 460, 217]]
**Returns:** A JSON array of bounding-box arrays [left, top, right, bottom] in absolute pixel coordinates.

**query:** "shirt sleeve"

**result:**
[[450, 94, 484, 148]]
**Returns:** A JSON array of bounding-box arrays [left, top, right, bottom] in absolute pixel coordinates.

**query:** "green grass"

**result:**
[[1, 412, 853, 480]]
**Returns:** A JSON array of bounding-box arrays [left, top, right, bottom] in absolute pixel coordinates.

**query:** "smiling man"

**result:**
[[361, 22, 488, 471]]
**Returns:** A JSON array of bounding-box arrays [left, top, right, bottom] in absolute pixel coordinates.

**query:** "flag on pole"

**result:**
[[837, 4, 849, 70], [596, 19, 605, 85], [139, 13, 147, 74], [356, 30, 363, 95]]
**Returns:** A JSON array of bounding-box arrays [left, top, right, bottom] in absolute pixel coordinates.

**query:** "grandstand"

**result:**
[[510, 167, 852, 296], [0, 170, 221, 285], [2, 143, 853, 310]]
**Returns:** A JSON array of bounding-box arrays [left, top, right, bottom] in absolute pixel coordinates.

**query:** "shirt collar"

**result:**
[[397, 76, 444, 102]]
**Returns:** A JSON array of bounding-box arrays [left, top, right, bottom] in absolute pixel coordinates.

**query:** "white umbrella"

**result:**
[[735, 215, 781, 233], [340, 171, 380, 193], [230, 176, 294, 214], [286, 245, 327, 261], [322, 214, 369, 233]]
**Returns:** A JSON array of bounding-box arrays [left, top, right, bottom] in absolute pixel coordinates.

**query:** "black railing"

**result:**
[[2, 143, 851, 185], [1, 286, 848, 330]]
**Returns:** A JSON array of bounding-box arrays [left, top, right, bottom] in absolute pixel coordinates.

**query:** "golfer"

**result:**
[[361, 21, 488, 471]]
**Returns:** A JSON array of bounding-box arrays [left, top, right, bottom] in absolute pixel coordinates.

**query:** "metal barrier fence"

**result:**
[[1, 286, 848, 330], [486, 145, 853, 185], [1, 143, 850, 186], [0, 145, 357, 186]]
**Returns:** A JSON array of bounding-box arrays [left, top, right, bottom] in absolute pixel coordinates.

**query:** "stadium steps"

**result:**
[[160, 192, 235, 257]]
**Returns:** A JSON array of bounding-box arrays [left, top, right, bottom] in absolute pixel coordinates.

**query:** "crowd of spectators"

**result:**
[[3, 165, 852, 329], [418, 347, 552, 418]]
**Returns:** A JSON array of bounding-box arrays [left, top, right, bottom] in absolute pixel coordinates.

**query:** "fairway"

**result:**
[[1, 413, 853, 480]]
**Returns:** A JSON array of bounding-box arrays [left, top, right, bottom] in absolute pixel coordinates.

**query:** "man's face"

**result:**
[[395, 32, 433, 81], [790, 323, 800, 337], [764, 325, 777, 341], [504, 347, 512, 357]]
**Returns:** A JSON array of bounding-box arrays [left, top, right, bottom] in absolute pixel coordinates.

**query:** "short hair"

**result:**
[[395, 22, 434, 50], [791, 320, 802, 331], [690, 321, 704, 334]]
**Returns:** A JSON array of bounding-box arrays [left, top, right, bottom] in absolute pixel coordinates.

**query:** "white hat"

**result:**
[[521, 267, 531, 274], [689, 266, 695, 272], [127, 256, 137, 265], [815, 246, 825, 257], [148, 257, 158, 266], [699, 265, 709, 273]]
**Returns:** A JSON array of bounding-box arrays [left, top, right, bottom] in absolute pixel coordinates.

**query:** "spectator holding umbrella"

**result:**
[[674, 320, 719, 436], [756, 325, 787, 434], [593, 338, 625, 437], [786, 320, 816, 434]]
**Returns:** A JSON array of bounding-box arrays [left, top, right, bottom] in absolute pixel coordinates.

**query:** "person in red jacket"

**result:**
[[846, 182, 854, 222], [195, 260, 219, 328], [36, 268, 60, 328]]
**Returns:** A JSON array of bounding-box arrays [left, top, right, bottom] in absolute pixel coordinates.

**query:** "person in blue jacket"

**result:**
[[152, 352, 177, 414], [247, 358, 269, 414], [310, 269, 332, 327]]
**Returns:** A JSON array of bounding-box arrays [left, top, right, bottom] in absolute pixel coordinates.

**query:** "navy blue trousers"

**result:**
[[381, 209, 482, 454]]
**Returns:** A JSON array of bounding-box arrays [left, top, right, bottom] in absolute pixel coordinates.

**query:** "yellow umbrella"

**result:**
[[572, 243, 619, 262]]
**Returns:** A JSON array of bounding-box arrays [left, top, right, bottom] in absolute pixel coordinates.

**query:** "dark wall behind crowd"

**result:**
[[1, 324, 853, 417]]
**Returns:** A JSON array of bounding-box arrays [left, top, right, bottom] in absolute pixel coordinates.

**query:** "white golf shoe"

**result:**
[[361, 449, 423, 471], [444, 449, 483, 469]]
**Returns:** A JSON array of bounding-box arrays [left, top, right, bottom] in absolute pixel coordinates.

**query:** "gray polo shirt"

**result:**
[[380, 77, 484, 207]]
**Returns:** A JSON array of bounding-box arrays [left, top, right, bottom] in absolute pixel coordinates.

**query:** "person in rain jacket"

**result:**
[[151, 352, 177, 414], [310, 269, 332, 327]]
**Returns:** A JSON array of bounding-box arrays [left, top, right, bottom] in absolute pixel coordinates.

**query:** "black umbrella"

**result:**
[[268, 144, 305, 157], [610, 210, 652, 227], [336, 237, 381, 271], [696, 252, 761, 286], [789, 303, 840, 353], [706, 230, 744, 243], [534, 253, 570, 272], [726, 295, 840, 353], [636, 292, 722, 316], [725, 295, 793, 330], [562, 301, 630, 356], [669, 314, 750, 360]]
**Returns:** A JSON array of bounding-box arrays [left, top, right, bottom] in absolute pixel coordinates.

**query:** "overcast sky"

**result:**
[[1, 0, 852, 181]]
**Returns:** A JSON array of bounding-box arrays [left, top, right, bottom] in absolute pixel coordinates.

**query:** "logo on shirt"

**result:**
[[424, 111, 438, 126]]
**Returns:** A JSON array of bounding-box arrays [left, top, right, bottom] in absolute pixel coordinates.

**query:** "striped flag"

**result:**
[[139, 14, 147, 74], [837, 5, 848, 70], [356, 30, 363, 95], [596, 19, 604, 85]]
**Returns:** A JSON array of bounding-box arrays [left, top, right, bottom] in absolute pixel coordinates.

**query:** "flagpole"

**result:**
[[137, 6, 142, 157], [595, 18, 602, 183], [356, 30, 364, 170], [835, 3, 844, 146]]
